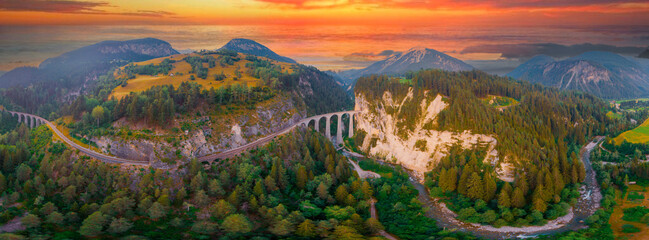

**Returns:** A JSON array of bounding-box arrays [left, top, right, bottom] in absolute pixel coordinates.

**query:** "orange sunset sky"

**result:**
[[1, 0, 648, 74], [1, 0, 649, 26]]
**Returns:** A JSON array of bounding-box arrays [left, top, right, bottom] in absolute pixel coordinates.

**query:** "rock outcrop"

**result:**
[[355, 88, 496, 175]]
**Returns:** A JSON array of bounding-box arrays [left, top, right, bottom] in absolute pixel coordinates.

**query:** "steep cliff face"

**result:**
[[94, 94, 305, 165], [354, 88, 496, 176]]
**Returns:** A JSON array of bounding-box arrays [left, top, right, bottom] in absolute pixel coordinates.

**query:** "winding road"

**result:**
[[4, 110, 357, 166], [5, 110, 149, 165]]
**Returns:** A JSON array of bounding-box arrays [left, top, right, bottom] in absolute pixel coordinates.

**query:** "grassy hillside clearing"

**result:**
[[615, 118, 649, 144], [610, 184, 649, 240], [110, 52, 295, 100], [481, 95, 519, 108]]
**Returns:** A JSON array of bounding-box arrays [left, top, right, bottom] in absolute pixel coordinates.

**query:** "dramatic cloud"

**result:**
[[253, 0, 649, 10], [0, 0, 108, 13], [343, 49, 399, 62], [0, 0, 175, 17], [461, 43, 645, 59]]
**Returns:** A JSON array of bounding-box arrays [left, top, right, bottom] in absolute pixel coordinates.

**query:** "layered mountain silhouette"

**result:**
[[337, 47, 473, 83], [219, 38, 296, 63], [0, 38, 178, 89], [507, 51, 649, 99], [640, 47, 649, 59]]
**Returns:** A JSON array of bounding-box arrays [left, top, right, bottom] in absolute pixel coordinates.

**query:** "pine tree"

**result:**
[[222, 214, 253, 233], [365, 217, 384, 233], [497, 189, 511, 208], [317, 182, 329, 200], [577, 160, 586, 182], [296, 165, 308, 190], [296, 219, 317, 237], [511, 187, 525, 208], [447, 167, 458, 192], [147, 202, 168, 221], [253, 179, 265, 196], [484, 174, 497, 202], [194, 190, 210, 207], [108, 217, 133, 234], [207, 179, 225, 197], [571, 165, 579, 184], [532, 196, 547, 213], [466, 172, 484, 200], [79, 211, 107, 237], [335, 185, 349, 204], [438, 168, 449, 191], [458, 167, 472, 195], [361, 181, 373, 200], [516, 174, 529, 195]]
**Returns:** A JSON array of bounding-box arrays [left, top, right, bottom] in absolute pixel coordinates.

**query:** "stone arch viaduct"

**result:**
[[2, 108, 359, 166], [4, 110, 47, 128]]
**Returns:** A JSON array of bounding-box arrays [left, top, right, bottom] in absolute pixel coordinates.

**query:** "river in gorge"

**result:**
[[350, 138, 603, 239]]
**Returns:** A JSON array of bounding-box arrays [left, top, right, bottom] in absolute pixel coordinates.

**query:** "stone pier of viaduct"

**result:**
[[2, 108, 359, 165], [297, 110, 358, 144]]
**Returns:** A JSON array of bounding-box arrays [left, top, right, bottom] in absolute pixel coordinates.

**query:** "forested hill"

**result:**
[[105, 50, 351, 117], [219, 38, 297, 64], [355, 69, 612, 226], [0, 38, 178, 89], [356, 70, 609, 159], [0, 38, 178, 116]]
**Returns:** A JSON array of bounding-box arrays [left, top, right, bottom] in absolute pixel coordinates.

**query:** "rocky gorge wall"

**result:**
[[354, 88, 498, 177]]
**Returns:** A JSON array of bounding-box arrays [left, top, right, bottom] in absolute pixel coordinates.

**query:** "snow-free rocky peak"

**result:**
[[219, 38, 297, 63]]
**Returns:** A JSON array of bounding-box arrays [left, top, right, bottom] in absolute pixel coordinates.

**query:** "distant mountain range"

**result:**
[[219, 38, 296, 63], [640, 47, 649, 59], [0, 38, 178, 89], [336, 47, 473, 84], [507, 51, 649, 99]]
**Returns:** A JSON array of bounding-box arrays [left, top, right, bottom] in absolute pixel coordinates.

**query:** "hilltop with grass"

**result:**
[[54, 42, 351, 167], [110, 50, 295, 100]]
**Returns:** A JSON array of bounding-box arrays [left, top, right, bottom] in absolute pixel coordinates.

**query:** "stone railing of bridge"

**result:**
[[296, 110, 359, 144], [3, 109, 46, 128]]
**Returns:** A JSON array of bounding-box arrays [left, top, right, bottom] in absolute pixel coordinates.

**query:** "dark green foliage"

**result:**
[[627, 191, 644, 201], [621, 224, 641, 233], [358, 69, 606, 226], [622, 206, 649, 222], [183, 55, 216, 79], [602, 139, 649, 157], [278, 65, 353, 115], [0, 111, 19, 134], [371, 162, 475, 240], [0, 125, 385, 239], [620, 100, 649, 110], [121, 59, 175, 78]]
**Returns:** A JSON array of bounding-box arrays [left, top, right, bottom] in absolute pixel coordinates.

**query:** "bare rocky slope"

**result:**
[[337, 47, 474, 83], [354, 88, 498, 177], [93, 94, 306, 165], [507, 51, 649, 99]]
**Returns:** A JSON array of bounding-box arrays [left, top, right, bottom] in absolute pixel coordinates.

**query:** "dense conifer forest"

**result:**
[[355, 69, 611, 226], [0, 124, 395, 239]]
